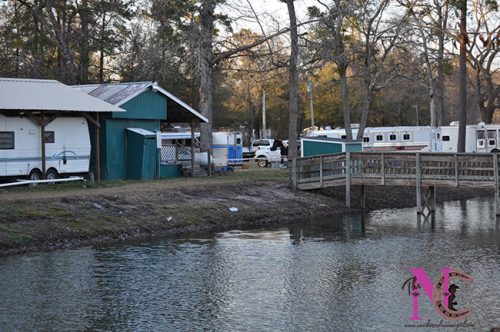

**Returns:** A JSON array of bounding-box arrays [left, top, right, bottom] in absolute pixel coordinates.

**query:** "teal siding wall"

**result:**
[[303, 140, 342, 157], [113, 89, 167, 120], [345, 143, 363, 152], [104, 119, 159, 180], [160, 164, 180, 178]]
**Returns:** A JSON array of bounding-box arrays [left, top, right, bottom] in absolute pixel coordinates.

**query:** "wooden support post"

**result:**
[[191, 120, 195, 177], [292, 158, 297, 190], [494, 154, 499, 216], [319, 155, 324, 187], [429, 186, 436, 213], [95, 113, 100, 182], [346, 152, 351, 208], [40, 112, 46, 178], [454, 153, 459, 187], [360, 185, 366, 210], [207, 147, 212, 176], [416, 153, 422, 214], [381, 153, 385, 185]]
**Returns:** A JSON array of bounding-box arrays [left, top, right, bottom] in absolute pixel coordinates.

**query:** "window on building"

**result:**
[[236, 138, 241, 145], [363, 137, 370, 142], [443, 136, 450, 142], [376, 135, 383, 141], [477, 131, 485, 139], [403, 134, 411, 141], [0, 132, 14, 149], [44, 131, 55, 144], [341, 135, 347, 139], [389, 134, 397, 141]]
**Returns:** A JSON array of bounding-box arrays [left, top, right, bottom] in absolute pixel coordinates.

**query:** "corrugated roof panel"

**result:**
[[0, 78, 125, 113], [72, 82, 151, 106]]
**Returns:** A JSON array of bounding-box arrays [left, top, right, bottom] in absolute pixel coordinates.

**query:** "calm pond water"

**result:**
[[0, 198, 499, 331]]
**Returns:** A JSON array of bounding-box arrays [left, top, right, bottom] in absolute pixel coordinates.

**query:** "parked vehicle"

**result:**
[[212, 131, 243, 167], [254, 139, 287, 167], [441, 122, 500, 153], [251, 139, 274, 153], [308, 125, 442, 152], [0, 115, 91, 179]]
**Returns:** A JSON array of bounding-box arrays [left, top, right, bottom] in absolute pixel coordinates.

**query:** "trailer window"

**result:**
[[44, 131, 55, 144], [0, 132, 14, 149], [363, 137, 370, 142], [341, 135, 346, 139], [443, 136, 450, 141], [389, 134, 397, 141], [488, 130, 496, 138], [403, 134, 411, 141], [376, 135, 383, 141], [477, 131, 485, 139], [236, 138, 241, 145]]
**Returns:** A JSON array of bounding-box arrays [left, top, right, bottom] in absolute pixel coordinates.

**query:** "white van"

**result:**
[[0, 115, 91, 180]]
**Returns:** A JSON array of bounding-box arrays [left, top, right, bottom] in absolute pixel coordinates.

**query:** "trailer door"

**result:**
[[487, 130, 497, 152], [477, 130, 486, 152]]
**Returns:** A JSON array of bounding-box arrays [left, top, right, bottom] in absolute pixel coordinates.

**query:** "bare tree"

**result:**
[[467, 0, 499, 124]]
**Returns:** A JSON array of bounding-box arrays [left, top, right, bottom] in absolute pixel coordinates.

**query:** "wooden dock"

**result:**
[[291, 152, 500, 215]]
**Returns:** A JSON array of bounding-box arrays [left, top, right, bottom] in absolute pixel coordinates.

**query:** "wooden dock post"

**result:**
[[429, 186, 436, 213], [319, 155, 324, 188], [292, 158, 297, 190], [494, 154, 499, 216], [360, 185, 366, 210], [416, 153, 422, 214], [346, 152, 351, 208], [381, 153, 385, 185]]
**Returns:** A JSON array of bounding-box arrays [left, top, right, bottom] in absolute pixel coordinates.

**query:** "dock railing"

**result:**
[[291, 152, 500, 214]]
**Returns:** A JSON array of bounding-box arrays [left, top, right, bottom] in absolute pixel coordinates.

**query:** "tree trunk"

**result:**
[[435, 3, 447, 126], [286, 0, 298, 160], [458, 0, 467, 152], [199, 0, 215, 152], [78, 0, 90, 83], [99, 12, 106, 83], [357, 32, 372, 140], [339, 65, 352, 140]]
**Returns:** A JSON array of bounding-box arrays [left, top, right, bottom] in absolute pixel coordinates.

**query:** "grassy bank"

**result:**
[[0, 168, 493, 255], [0, 169, 345, 255]]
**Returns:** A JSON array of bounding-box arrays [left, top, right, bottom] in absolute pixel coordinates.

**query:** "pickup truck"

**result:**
[[253, 140, 288, 167]]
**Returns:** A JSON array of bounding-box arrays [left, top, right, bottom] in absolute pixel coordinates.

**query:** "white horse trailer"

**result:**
[[441, 122, 500, 153], [308, 126, 441, 152], [0, 115, 90, 180], [362, 126, 442, 152]]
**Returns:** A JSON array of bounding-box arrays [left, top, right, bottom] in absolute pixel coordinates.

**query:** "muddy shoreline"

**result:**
[[0, 173, 494, 256]]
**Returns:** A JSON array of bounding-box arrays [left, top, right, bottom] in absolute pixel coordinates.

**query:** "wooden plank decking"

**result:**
[[291, 152, 500, 215]]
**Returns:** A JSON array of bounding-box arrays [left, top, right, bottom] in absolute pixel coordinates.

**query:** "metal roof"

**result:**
[[0, 78, 125, 113], [72, 81, 208, 123]]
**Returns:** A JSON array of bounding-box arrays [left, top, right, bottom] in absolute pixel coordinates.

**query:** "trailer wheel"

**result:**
[[46, 169, 58, 181], [491, 149, 500, 153], [28, 169, 42, 181]]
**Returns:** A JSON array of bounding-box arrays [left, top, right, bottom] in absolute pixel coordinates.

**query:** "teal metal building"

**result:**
[[73, 82, 207, 180], [301, 137, 362, 157]]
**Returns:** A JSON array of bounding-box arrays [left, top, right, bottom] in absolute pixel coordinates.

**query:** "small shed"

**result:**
[[73, 82, 208, 180], [301, 137, 362, 157]]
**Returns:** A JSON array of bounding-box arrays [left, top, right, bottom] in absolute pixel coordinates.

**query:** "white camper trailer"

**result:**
[[362, 126, 442, 152], [0, 115, 91, 179], [441, 122, 500, 153], [308, 125, 441, 152]]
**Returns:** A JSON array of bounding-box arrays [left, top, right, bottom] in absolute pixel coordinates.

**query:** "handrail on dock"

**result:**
[[291, 152, 500, 215]]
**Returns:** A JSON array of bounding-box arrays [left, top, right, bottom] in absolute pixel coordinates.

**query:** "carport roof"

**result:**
[[0, 78, 125, 113]]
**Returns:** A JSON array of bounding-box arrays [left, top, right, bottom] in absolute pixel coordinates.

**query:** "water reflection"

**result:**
[[0, 198, 499, 331]]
